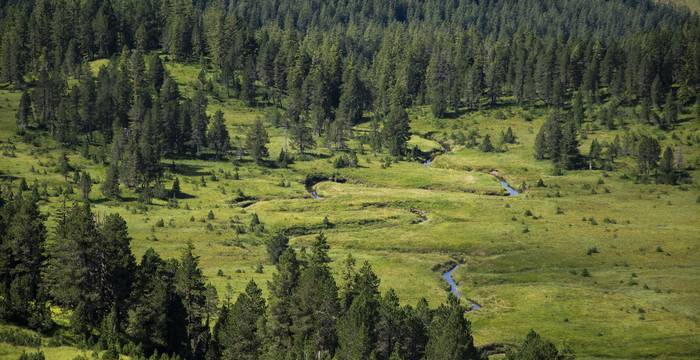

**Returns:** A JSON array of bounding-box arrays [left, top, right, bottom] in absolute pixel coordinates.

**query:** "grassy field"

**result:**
[[0, 59, 698, 359]]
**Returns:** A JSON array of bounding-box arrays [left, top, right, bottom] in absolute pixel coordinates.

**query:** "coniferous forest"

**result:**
[[1, 0, 699, 359]]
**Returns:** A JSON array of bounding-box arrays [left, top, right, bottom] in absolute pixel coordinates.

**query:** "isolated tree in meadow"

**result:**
[[659, 146, 675, 184], [636, 136, 660, 176], [534, 127, 546, 160], [171, 177, 181, 198], [290, 115, 316, 155], [246, 118, 270, 164], [480, 134, 494, 153], [208, 110, 230, 159]]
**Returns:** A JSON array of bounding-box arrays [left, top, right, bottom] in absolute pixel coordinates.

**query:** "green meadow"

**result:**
[[0, 60, 699, 359]]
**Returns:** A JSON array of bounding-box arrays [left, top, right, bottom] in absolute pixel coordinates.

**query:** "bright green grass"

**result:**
[[1, 61, 699, 359]]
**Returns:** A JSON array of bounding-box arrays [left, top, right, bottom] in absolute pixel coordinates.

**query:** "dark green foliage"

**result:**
[[0, 195, 52, 331], [175, 242, 210, 358], [216, 280, 266, 359], [15, 91, 32, 135], [267, 232, 289, 264], [506, 330, 574, 360], [636, 136, 661, 176], [208, 110, 230, 159], [47, 204, 135, 335], [383, 102, 411, 157], [246, 118, 270, 164], [425, 295, 478, 360], [480, 135, 494, 153]]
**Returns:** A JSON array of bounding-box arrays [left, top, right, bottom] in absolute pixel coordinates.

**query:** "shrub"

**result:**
[[208, 210, 215, 220], [333, 154, 351, 168], [0, 329, 41, 347], [18, 351, 45, 360], [255, 263, 264, 273], [581, 268, 591, 277], [155, 218, 164, 227], [587, 247, 599, 256]]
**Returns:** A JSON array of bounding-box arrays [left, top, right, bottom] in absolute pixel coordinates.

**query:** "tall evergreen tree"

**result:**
[[208, 110, 230, 159], [246, 118, 270, 164]]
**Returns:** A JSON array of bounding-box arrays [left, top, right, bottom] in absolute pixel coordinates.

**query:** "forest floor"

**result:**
[[0, 60, 699, 359]]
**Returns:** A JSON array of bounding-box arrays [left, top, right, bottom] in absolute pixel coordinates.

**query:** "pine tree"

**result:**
[[534, 128, 546, 160], [291, 233, 339, 358], [588, 139, 602, 170], [425, 295, 478, 360], [382, 101, 411, 157], [572, 91, 584, 127], [661, 90, 677, 130], [636, 136, 660, 176], [508, 330, 572, 360], [267, 232, 289, 265], [15, 91, 32, 135], [426, 46, 449, 118], [99, 213, 136, 333], [265, 248, 300, 356], [127, 249, 188, 357], [101, 162, 120, 199], [175, 242, 209, 358], [208, 110, 230, 159], [290, 116, 316, 155], [375, 289, 403, 359], [246, 118, 270, 164], [79, 173, 92, 202], [480, 135, 494, 153], [148, 55, 166, 93], [218, 280, 266, 360], [659, 146, 675, 184], [0, 195, 52, 330]]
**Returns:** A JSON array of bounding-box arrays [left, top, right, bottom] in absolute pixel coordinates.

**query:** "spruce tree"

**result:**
[[175, 242, 209, 358], [382, 101, 411, 157], [15, 91, 32, 135], [266, 248, 300, 356], [208, 110, 230, 159], [101, 162, 120, 199], [218, 280, 267, 360], [425, 295, 478, 360], [246, 118, 270, 164], [480, 134, 494, 153], [267, 232, 289, 265], [636, 136, 660, 176]]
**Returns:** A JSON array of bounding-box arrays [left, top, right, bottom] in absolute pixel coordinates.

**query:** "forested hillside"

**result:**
[[0, 1, 699, 360]]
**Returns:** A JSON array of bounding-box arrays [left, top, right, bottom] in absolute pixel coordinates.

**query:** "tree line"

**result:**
[[2, 0, 699, 160], [0, 192, 573, 360]]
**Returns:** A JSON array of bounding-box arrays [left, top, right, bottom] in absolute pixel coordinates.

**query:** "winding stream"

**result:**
[[441, 178, 519, 311]]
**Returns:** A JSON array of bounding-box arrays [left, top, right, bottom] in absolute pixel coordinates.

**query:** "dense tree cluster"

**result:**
[[3, 0, 696, 162], [0, 192, 575, 360]]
